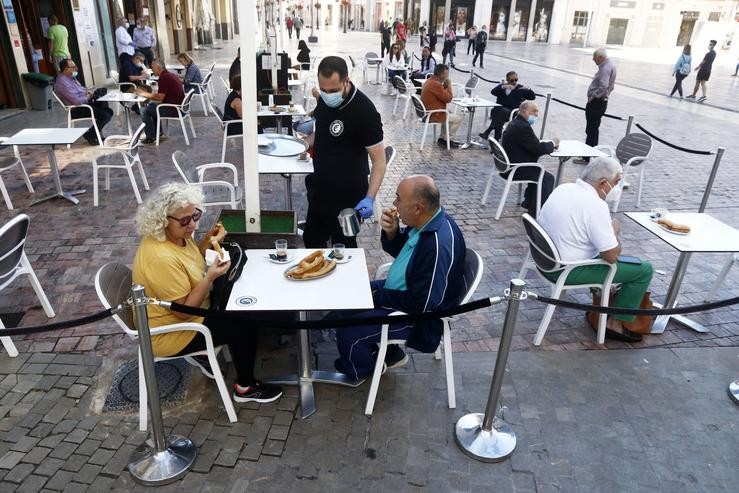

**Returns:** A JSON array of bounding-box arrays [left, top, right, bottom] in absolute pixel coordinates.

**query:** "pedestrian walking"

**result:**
[[46, 14, 70, 74], [670, 44, 691, 98], [380, 21, 391, 57], [132, 17, 157, 67], [466, 25, 477, 55], [574, 48, 616, 165], [472, 26, 487, 68], [686, 40, 716, 103], [429, 30, 438, 54], [442, 22, 456, 66], [294, 15, 303, 39], [287, 16, 294, 39], [419, 26, 429, 48]]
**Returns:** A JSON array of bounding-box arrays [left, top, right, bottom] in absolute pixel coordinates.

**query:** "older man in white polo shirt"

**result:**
[[537, 157, 653, 342]]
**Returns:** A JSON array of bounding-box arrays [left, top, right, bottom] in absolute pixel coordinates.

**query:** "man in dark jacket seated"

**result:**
[[479, 71, 536, 141], [500, 101, 559, 217], [334, 175, 466, 381]]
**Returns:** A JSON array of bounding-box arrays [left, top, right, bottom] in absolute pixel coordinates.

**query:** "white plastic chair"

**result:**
[[0, 138, 34, 210], [595, 133, 653, 212], [206, 62, 217, 98], [0, 214, 56, 357], [391, 76, 414, 120], [522, 213, 617, 345], [220, 76, 231, 95], [190, 71, 213, 115], [156, 89, 197, 146], [364, 248, 484, 415], [482, 137, 545, 220], [210, 102, 243, 162], [364, 52, 382, 84], [53, 91, 103, 148], [705, 254, 739, 302], [172, 150, 242, 209], [91, 124, 149, 206], [94, 262, 237, 431], [410, 94, 450, 150]]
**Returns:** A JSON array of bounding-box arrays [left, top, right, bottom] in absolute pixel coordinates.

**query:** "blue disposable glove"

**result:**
[[354, 196, 375, 220]]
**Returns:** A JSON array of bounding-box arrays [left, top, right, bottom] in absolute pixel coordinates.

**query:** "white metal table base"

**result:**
[[264, 313, 363, 419], [30, 145, 86, 206], [651, 252, 711, 334]]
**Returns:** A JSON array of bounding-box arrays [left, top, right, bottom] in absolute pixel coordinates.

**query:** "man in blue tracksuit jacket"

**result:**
[[335, 175, 467, 380]]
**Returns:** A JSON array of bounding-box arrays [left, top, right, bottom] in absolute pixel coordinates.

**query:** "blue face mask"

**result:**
[[320, 89, 345, 108], [527, 115, 537, 126], [71, 71, 78, 78]]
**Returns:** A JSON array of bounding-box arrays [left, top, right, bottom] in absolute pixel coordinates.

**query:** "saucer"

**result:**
[[267, 254, 294, 263]]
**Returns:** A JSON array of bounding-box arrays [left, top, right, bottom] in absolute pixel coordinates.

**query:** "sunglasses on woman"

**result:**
[[168, 208, 203, 226]]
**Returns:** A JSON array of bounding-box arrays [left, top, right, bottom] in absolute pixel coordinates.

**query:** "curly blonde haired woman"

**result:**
[[132, 183, 282, 403]]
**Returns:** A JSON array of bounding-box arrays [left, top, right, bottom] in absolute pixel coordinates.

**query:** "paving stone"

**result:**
[[267, 424, 291, 441], [87, 447, 115, 466], [61, 454, 88, 473], [48, 441, 78, 460], [38, 434, 66, 448], [4, 462, 35, 483], [10, 435, 40, 453], [33, 457, 65, 477], [99, 433, 125, 450], [100, 443, 136, 477], [191, 440, 221, 473], [63, 428, 89, 444], [43, 469, 76, 490], [0, 450, 25, 469], [261, 439, 286, 457], [74, 438, 102, 456], [272, 410, 295, 427], [73, 463, 103, 484], [66, 384, 89, 399], [16, 474, 49, 493], [21, 446, 51, 465], [239, 443, 262, 462]]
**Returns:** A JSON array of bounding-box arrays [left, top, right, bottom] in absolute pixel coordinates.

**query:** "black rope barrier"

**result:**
[[529, 292, 739, 316], [475, 74, 501, 84], [450, 65, 472, 74], [635, 123, 714, 155], [530, 96, 626, 121], [166, 297, 497, 329], [0, 308, 118, 337]]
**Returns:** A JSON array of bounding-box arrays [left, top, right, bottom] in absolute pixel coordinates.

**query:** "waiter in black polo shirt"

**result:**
[[304, 56, 386, 248]]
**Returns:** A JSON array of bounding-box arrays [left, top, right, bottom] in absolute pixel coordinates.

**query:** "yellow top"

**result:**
[[132, 236, 208, 356]]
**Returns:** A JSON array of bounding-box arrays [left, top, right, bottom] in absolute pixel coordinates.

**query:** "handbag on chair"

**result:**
[[587, 290, 654, 335]]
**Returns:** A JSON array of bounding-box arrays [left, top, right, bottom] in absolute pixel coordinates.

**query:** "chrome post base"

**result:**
[[454, 413, 516, 463], [729, 380, 739, 404], [128, 435, 197, 486]]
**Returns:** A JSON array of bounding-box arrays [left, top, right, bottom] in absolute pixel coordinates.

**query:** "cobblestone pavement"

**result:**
[[0, 31, 738, 490]]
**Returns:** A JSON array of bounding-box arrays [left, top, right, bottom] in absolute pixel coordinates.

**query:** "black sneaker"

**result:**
[[685, 95, 696, 99], [141, 137, 156, 144], [233, 382, 282, 403], [185, 355, 216, 379], [478, 132, 490, 141], [384, 345, 409, 369]]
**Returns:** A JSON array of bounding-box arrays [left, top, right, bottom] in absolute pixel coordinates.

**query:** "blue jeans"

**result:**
[[387, 69, 407, 81]]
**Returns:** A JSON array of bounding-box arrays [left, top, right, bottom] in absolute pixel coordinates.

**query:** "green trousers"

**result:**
[[545, 260, 654, 323]]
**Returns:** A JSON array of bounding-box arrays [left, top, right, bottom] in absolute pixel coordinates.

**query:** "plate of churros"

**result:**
[[284, 250, 337, 280], [656, 218, 691, 236]]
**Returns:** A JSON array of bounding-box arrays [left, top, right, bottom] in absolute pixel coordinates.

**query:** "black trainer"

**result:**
[[233, 382, 282, 403], [185, 355, 216, 379], [385, 345, 409, 369]]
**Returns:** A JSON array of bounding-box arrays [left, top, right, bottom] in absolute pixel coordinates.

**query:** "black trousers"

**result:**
[[303, 209, 358, 248], [467, 39, 475, 55], [670, 73, 687, 97], [70, 103, 113, 142], [175, 315, 258, 386], [585, 98, 608, 148], [500, 166, 555, 215], [138, 47, 155, 67], [481, 106, 511, 140], [472, 48, 484, 67]]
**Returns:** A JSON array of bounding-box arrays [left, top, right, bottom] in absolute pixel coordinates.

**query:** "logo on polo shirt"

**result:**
[[329, 120, 344, 137]]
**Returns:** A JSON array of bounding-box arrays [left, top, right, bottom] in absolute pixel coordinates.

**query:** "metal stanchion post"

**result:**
[[626, 115, 634, 136], [455, 279, 526, 462], [698, 147, 725, 213], [729, 380, 739, 404], [127, 285, 196, 485], [539, 92, 551, 140]]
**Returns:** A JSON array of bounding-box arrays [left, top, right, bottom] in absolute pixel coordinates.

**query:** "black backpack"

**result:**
[[476, 31, 488, 46], [210, 241, 247, 311]]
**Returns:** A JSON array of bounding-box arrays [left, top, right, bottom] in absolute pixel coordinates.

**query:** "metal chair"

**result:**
[[0, 214, 56, 357], [391, 76, 414, 120], [364, 248, 484, 415], [705, 254, 739, 302], [156, 89, 197, 146], [172, 150, 242, 209], [220, 76, 231, 95], [210, 102, 243, 163], [0, 137, 34, 210], [53, 91, 103, 148], [91, 124, 149, 206], [94, 262, 237, 431], [190, 71, 213, 116], [410, 95, 450, 150], [596, 133, 653, 212], [522, 213, 617, 345], [482, 137, 545, 220], [364, 52, 382, 85]]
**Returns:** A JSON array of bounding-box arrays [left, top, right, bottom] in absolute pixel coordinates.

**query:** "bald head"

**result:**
[[394, 175, 440, 228], [518, 100, 539, 119]]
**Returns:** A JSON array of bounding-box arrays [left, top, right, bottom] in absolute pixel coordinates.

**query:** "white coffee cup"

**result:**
[[650, 208, 668, 219]]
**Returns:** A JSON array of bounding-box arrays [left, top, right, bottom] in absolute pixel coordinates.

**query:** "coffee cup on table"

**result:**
[[275, 239, 288, 261], [650, 208, 668, 220], [332, 243, 345, 260]]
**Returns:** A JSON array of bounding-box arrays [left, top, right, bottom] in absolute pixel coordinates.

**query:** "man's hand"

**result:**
[[611, 218, 621, 236], [354, 196, 374, 220], [553, 137, 560, 147], [380, 208, 399, 237]]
